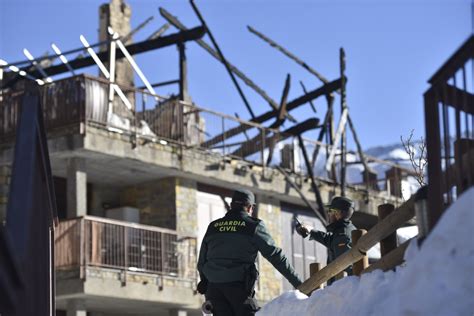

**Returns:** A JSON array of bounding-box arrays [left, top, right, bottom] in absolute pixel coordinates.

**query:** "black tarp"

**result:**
[[0, 85, 58, 316]]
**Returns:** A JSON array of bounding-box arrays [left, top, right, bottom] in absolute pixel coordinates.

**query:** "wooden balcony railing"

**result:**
[[54, 216, 197, 282]]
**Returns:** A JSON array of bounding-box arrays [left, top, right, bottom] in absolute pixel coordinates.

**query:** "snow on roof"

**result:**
[[257, 187, 474, 316]]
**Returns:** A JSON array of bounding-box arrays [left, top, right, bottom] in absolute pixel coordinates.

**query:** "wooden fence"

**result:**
[[298, 34, 474, 296], [298, 196, 417, 294]]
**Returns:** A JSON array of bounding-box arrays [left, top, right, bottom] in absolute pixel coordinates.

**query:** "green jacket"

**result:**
[[310, 219, 356, 272], [198, 208, 302, 288]]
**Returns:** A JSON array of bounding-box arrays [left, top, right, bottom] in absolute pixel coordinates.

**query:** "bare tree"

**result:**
[[401, 129, 428, 186]]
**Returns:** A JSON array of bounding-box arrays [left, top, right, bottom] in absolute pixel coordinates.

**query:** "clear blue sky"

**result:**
[[0, 0, 471, 148]]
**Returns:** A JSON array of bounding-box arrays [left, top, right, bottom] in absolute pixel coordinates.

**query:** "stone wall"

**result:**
[[175, 178, 198, 237], [120, 177, 198, 237], [255, 195, 283, 302], [121, 178, 177, 229]]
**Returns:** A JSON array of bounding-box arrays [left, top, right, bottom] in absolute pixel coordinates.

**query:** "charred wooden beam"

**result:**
[[178, 43, 189, 101], [201, 77, 343, 148], [189, 0, 255, 118], [276, 166, 328, 225], [159, 7, 297, 122], [347, 113, 373, 181], [311, 95, 334, 168], [5, 26, 205, 83], [267, 74, 291, 165], [147, 23, 171, 40], [297, 135, 328, 222], [232, 118, 319, 158], [122, 16, 154, 43], [300, 81, 317, 113], [278, 74, 291, 122], [248, 25, 329, 85]]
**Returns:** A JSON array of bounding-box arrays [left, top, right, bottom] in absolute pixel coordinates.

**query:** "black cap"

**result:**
[[232, 189, 255, 205], [327, 196, 354, 219]]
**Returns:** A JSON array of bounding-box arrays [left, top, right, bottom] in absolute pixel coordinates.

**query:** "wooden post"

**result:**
[[339, 48, 347, 197], [378, 204, 398, 256], [309, 262, 323, 289], [351, 229, 368, 276], [335, 271, 347, 280]]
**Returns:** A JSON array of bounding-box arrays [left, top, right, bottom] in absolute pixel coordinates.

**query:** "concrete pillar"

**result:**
[[0, 165, 11, 223], [66, 299, 86, 316], [67, 158, 87, 218], [169, 309, 187, 316], [175, 178, 197, 237]]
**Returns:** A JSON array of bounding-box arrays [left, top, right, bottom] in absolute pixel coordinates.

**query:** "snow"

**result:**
[[257, 187, 474, 316]]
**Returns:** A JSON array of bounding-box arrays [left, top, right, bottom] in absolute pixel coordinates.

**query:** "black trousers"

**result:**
[[206, 282, 259, 316]]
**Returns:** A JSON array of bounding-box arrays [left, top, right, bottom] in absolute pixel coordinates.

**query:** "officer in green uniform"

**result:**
[[296, 196, 357, 278], [197, 189, 302, 315]]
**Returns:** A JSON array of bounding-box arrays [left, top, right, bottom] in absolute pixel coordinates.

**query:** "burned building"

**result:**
[[0, 1, 412, 315]]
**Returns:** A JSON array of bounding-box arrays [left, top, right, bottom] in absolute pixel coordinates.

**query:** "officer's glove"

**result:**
[[295, 223, 310, 238], [197, 279, 208, 294]]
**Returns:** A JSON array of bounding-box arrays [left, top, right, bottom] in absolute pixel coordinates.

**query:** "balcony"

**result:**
[[54, 216, 200, 314]]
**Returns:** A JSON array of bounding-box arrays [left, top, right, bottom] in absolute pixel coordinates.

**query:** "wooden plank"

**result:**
[[298, 245, 364, 294], [8, 27, 206, 81], [325, 107, 348, 172], [362, 239, 412, 274]]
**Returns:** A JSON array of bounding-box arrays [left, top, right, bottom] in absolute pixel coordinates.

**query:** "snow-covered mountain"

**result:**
[[312, 141, 424, 198]]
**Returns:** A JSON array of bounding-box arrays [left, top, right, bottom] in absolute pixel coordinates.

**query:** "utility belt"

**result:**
[[199, 264, 260, 314]]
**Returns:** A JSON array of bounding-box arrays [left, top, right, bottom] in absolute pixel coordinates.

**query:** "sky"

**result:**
[[0, 0, 472, 149]]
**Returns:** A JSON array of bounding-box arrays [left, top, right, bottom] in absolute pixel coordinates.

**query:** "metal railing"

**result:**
[[424, 35, 474, 230], [1, 74, 412, 191], [54, 216, 197, 281]]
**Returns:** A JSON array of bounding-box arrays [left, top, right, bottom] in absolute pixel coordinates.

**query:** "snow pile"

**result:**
[[258, 187, 474, 316]]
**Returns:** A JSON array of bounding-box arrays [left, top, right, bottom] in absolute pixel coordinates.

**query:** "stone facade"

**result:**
[[255, 195, 283, 302], [121, 178, 177, 229], [175, 178, 198, 237], [120, 177, 198, 237]]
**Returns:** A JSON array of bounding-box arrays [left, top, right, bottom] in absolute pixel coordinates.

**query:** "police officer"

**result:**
[[197, 189, 302, 315], [296, 196, 357, 278]]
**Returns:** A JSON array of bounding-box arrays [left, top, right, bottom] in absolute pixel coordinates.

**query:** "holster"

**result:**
[[244, 264, 259, 297]]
